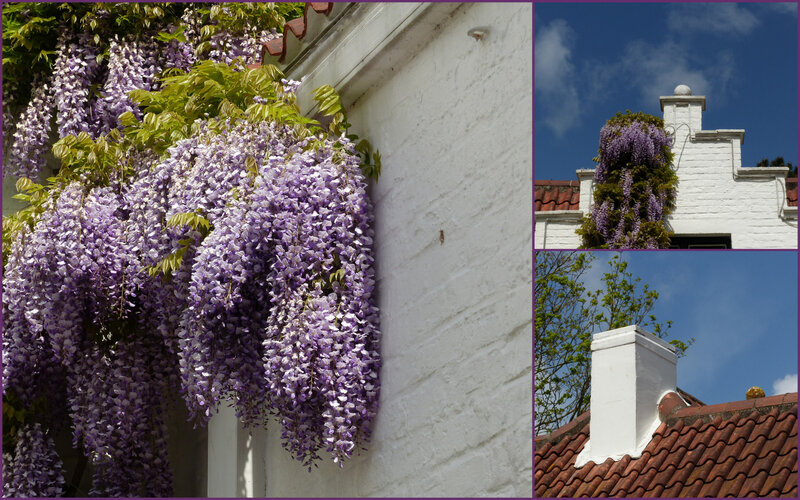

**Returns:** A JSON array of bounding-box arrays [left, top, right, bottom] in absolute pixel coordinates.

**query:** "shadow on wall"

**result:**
[[168, 399, 208, 497]]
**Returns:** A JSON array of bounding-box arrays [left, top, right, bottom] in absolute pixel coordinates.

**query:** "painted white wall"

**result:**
[[250, 2, 533, 497], [534, 87, 798, 249], [575, 325, 677, 468], [206, 404, 265, 497], [533, 213, 583, 249]]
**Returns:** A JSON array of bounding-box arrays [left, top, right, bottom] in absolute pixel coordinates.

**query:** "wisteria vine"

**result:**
[[3, 2, 284, 179], [3, 3, 381, 496], [577, 111, 678, 249]]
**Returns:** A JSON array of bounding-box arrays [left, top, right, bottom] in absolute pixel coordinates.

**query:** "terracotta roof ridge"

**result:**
[[535, 392, 797, 497], [666, 392, 798, 427], [534, 180, 580, 187]]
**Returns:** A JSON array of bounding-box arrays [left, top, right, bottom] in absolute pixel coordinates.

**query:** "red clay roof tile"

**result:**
[[535, 391, 798, 497], [258, 3, 335, 63], [787, 178, 797, 207], [534, 180, 581, 212]]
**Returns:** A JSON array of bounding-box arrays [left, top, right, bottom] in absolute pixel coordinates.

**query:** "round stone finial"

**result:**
[[674, 84, 692, 96], [746, 386, 765, 399]]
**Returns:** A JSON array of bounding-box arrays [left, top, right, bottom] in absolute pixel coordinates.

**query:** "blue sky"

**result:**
[[534, 2, 798, 180], [579, 251, 798, 405]]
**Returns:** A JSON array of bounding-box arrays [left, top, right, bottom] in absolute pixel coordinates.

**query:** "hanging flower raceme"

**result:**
[[2, 423, 65, 498], [95, 36, 161, 136], [52, 33, 102, 139], [578, 111, 678, 249], [5, 76, 56, 180], [3, 182, 176, 495], [157, 120, 381, 468], [3, 50, 382, 494]]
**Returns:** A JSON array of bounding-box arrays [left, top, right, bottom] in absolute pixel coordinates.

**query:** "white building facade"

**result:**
[[535, 85, 798, 249]]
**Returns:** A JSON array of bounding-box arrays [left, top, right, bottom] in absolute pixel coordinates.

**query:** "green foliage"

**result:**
[[535, 251, 594, 435], [0, 129, 132, 265], [52, 129, 130, 186], [2, 175, 64, 268], [145, 211, 212, 279], [312, 85, 382, 181], [603, 109, 665, 130], [124, 60, 318, 154], [3, 4, 381, 267], [192, 2, 303, 57], [3, 58, 381, 266], [758, 156, 796, 176], [534, 251, 692, 435], [2, 2, 186, 107], [146, 244, 189, 280], [2, 390, 49, 454], [166, 211, 212, 234]]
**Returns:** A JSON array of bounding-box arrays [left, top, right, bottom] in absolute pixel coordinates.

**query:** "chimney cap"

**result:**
[[659, 92, 706, 111], [674, 84, 692, 96]]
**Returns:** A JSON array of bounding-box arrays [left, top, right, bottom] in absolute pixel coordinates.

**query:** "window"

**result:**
[[669, 235, 732, 249]]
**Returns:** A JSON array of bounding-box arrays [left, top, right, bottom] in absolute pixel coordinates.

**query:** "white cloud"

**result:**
[[758, 2, 797, 15], [772, 373, 797, 395], [620, 40, 712, 104], [608, 40, 736, 106], [668, 4, 760, 36], [535, 19, 580, 137], [581, 251, 619, 296]]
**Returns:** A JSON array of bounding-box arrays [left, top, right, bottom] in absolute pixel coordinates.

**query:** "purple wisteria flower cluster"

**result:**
[[3, 78, 381, 493], [3, 183, 175, 495], [52, 33, 102, 138], [584, 117, 677, 249], [2, 423, 65, 498], [594, 121, 673, 184], [94, 36, 161, 136], [6, 77, 56, 179]]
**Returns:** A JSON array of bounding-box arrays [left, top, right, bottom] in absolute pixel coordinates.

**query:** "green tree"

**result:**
[[534, 251, 692, 435], [757, 156, 796, 176]]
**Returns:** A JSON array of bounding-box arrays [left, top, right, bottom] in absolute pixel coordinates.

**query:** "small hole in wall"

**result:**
[[439, 230, 445, 244], [467, 27, 489, 40]]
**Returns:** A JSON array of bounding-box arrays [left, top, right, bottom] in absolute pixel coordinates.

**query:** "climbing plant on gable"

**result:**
[[3, 3, 381, 497], [577, 111, 678, 249]]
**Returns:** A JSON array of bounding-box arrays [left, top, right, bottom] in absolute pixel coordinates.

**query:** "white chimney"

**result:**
[[660, 84, 706, 141], [574, 325, 678, 467]]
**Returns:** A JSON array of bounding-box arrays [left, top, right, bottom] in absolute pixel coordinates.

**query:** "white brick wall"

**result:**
[[535, 89, 797, 249], [534, 214, 583, 249], [255, 2, 533, 497]]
